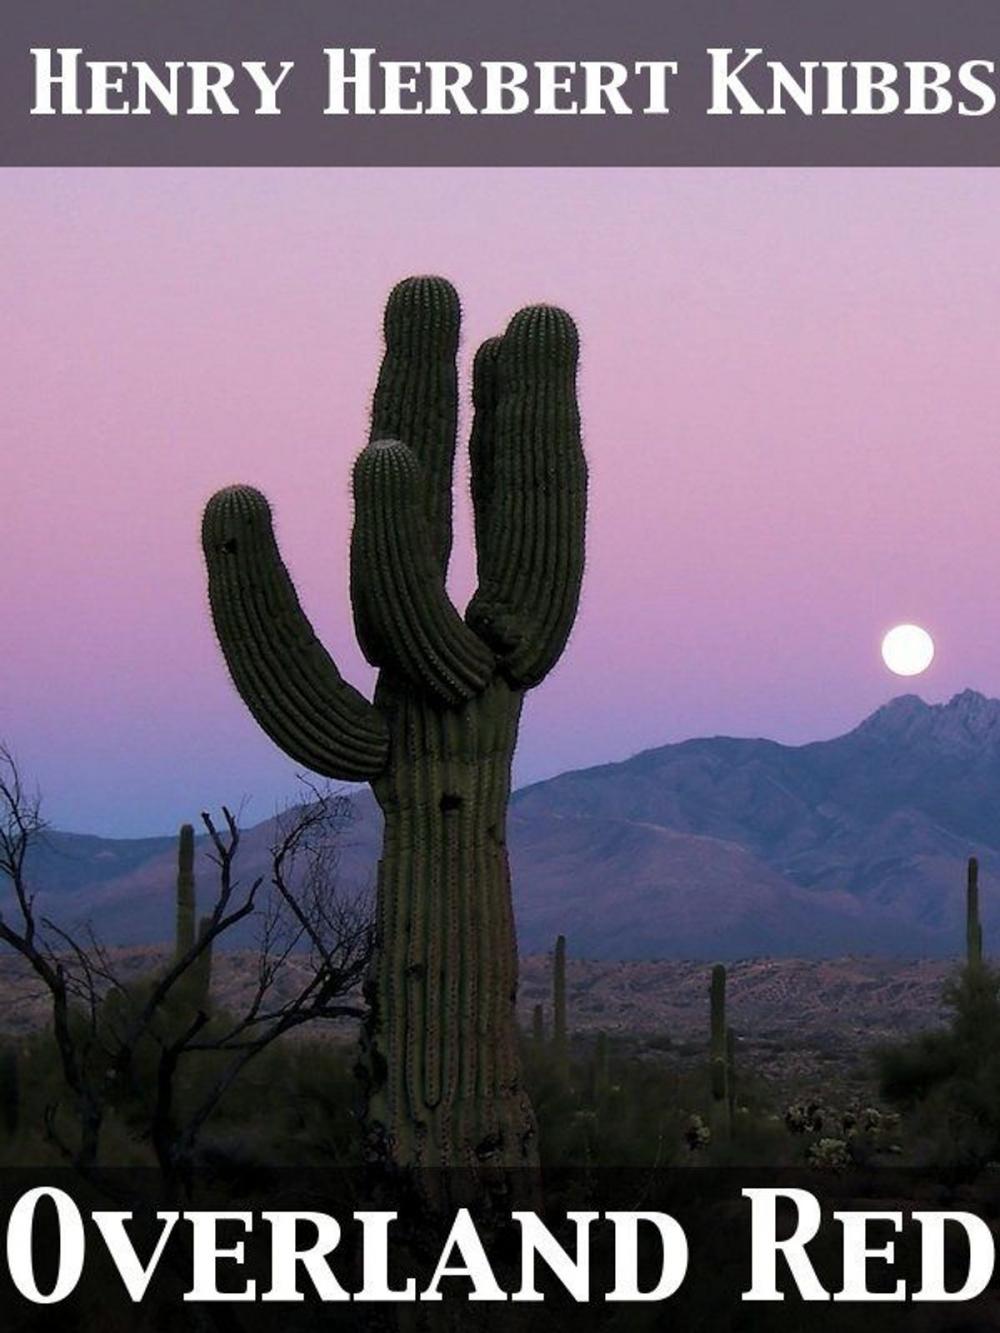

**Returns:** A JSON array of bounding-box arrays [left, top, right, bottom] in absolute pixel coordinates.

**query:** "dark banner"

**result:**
[[0, 1168, 998, 1330], [4, 0, 1000, 165]]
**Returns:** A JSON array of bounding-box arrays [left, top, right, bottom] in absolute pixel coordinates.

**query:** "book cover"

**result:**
[[3, 2, 999, 1326]]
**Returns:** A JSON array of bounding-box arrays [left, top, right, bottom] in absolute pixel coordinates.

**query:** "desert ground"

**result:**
[[0, 950, 953, 1104]]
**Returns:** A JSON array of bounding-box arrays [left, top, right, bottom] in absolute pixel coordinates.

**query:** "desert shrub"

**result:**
[[521, 1033, 691, 1168], [879, 1030, 958, 1104], [5, 971, 368, 1170], [877, 962, 1000, 1169], [522, 1031, 797, 1168], [226, 1037, 363, 1166]]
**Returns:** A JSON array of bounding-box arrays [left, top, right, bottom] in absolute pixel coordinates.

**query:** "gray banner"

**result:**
[[2, 0, 999, 165]]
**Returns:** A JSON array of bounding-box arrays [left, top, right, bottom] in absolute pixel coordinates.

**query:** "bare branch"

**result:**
[[0, 750, 372, 1180]]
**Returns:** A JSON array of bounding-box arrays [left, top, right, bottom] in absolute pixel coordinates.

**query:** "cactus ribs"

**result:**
[[201, 276, 587, 1177]]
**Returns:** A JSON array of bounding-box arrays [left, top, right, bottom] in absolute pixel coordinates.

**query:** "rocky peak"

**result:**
[[936, 689, 1000, 745], [854, 693, 929, 739], [854, 689, 1000, 751]]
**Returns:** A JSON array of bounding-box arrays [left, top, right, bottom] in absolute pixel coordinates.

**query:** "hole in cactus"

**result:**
[[474, 1132, 503, 1160], [439, 793, 462, 814], [220, 538, 238, 555]]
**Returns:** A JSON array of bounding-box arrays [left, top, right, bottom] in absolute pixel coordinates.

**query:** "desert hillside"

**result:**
[[0, 950, 952, 1099], [10, 690, 1000, 959]]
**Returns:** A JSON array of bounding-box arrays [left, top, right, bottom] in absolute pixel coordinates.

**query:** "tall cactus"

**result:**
[[709, 963, 731, 1141], [200, 277, 587, 1174], [175, 823, 196, 961], [193, 914, 213, 1010], [553, 933, 570, 1087], [967, 856, 983, 968], [172, 824, 213, 1012]]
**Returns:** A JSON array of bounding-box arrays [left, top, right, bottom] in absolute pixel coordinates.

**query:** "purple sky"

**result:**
[[4, 168, 1000, 837]]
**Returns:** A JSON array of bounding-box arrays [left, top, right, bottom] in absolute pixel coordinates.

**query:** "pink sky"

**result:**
[[3, 168, 1000, 836]]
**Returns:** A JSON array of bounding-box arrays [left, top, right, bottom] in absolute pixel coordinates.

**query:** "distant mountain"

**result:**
[[17, 807, 382, 948], [511, 689, 1000, 956], [11, 691, 1000, 959]]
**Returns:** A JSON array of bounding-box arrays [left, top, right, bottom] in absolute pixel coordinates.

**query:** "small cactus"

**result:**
[[709, 963, 730, 1142], [807, 1137, 851, 1171], [553, 934, 569, 1086], [784, 1100, 827, 1136], [967, 856, 984, 968], [173, 824, 211, 1011], [684, 1113, 710, 1151], [175, 824, 196, 961]]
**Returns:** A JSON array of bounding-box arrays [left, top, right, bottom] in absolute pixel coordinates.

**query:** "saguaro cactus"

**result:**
[[553, 934, 570, 1087], [193, 914, 213, 1010], [171, 824, 212, 1011], [709, 963, 730, 1141], [967, 856, 983, 968], [175, 823, 196, 961], [200, 277, 586, 1174]]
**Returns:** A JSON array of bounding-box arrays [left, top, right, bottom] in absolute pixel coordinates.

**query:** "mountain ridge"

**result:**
[[510, 688, 1000, 954], [10, 690, 1000, 959]]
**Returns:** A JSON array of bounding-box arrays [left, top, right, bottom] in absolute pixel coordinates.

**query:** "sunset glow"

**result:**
[[3, 169, 999, 834]]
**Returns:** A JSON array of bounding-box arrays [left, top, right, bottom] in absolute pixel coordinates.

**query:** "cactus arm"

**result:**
[[351, 440, 494, 708], [469, 335, 503, 565], [370, 276, 460, 574], [466, 318, 522, 664], [202, 485, 389, 781], [466, 305, 587, 689]]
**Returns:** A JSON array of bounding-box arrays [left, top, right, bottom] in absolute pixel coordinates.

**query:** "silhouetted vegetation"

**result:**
[[201, 277, 588, 1185], [878, 961, 1000, 1169], [0, 745, 372, 1183], [6, 744, 993, 1187]]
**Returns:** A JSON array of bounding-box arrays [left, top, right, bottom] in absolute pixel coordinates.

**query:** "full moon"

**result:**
[[881, 624, 935, 677]]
